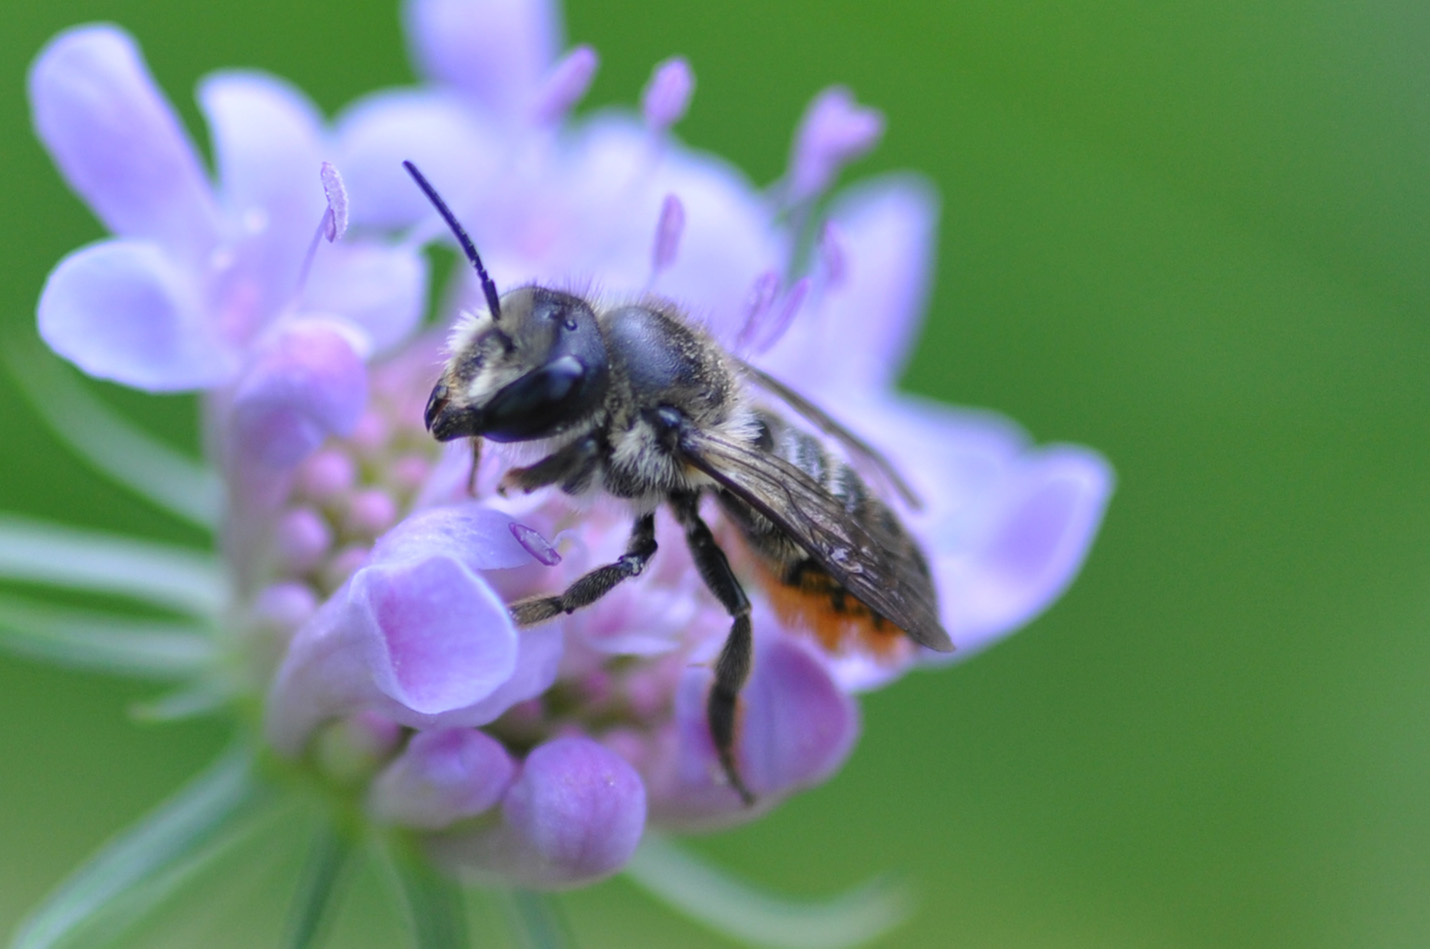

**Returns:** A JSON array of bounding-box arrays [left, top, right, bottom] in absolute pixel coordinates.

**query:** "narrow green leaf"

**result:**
[[6, 352, 222, 529], [0, 516, 224, 618], [0, 593, 215, 679], [387, 848, 469, 949], [29, 791, 287, 949], [498, 890, 573, 949], [625, 834, 911, 949], [11, 747, 266, 949], [129, 681, 235, 723], [282, 822, 354, 949]]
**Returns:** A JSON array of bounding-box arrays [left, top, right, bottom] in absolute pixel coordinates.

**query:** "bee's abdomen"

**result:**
[[718, 410, 933, 658]]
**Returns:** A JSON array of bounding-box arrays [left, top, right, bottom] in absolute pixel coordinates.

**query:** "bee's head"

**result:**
[[425, 285, 609, 443], [402, 161, 609, 444]]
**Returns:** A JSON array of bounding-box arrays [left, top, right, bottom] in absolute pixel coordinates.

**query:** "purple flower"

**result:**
[[264, 506, 555, 756], [368, 727, 517, 829], [427, 736, 647, 887], [12, 0, 1112, 942], [29, 24, 426, 461]]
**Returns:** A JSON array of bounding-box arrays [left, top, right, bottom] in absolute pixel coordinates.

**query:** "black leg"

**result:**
[[465, 438, 482, 497], [498, 435, 601, 496], [509, 513, 657, 626], [671, 493, 756, 806]]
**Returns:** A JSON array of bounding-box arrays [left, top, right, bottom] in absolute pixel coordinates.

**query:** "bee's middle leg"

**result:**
[[499, 435, 601, 496], [509, 512, 657, 626], [671, 493, 756, 806]]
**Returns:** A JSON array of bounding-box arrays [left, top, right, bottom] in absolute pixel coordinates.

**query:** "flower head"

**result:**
[[9, 0, 1112, 943]]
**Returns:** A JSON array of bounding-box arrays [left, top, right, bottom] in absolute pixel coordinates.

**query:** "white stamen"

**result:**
[[297, 162, 352, 296], [320, 162, 349, 242]]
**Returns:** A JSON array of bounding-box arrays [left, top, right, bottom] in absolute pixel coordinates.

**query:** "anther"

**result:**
[[642, 57, 694, 132], [533, 46, 598, 124], [788, 86, 884, 204], [297, 161, 351, 295]]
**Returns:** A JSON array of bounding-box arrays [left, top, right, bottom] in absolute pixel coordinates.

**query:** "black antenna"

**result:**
[[403, 160, 502, 322]]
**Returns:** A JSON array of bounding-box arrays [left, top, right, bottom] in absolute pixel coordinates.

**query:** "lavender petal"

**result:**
[[648, 635, 859, 829], [372, 506, 549, 572], [404, 0, 560, 117], [561, 117, 781, 339], [29, 25, 217, 256], [445, 622, 563, 727], [38, 240, 233, 391], [198, 70, 328, 265], [369, 728, 517, 829], [335, 89, 500, 230], [353, 557, 519, 713], [760, 174, 939, 394], [430, 736, 647, 888], [936, 444, 1115, 654], [302, 242, 428, 356], [227, 319, 368, 470], [265, 552, 519, 755]]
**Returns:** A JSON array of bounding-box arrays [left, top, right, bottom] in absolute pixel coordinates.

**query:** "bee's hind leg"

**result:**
[[671, 492, 756, 807], [509, 512, 656, 626]]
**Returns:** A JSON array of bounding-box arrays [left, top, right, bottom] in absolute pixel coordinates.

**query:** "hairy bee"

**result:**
[[405, 162, 952, 804]]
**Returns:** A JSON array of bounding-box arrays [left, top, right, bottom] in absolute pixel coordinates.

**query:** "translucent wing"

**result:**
[[678, 424, 952, 652], [734, 360, 922, 510]]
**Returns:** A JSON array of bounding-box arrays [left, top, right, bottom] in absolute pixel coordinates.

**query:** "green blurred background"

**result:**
[[3, 1, 1428, 945]]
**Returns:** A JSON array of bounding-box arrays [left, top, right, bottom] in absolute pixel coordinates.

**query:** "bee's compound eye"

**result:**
[[479, 355, 600, 442]]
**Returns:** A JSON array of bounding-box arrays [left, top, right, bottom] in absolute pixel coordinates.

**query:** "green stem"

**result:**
[[282, 821, 354, 949], [388, 844, 469, 949], [500, 890, 573, 949]]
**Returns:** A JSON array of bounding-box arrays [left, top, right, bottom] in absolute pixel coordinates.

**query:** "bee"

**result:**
[[405, 161, 953, 804]]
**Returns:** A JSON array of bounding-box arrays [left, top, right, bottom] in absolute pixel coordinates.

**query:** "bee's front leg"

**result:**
[[464, 437, 482, 496], [509, 512, 657, 626]]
